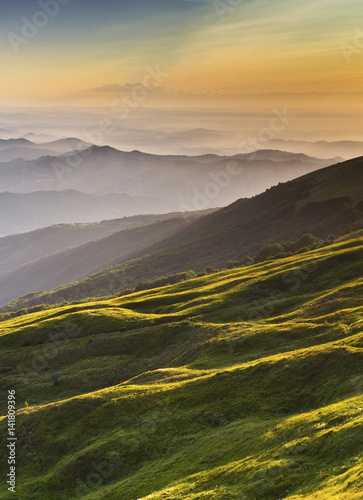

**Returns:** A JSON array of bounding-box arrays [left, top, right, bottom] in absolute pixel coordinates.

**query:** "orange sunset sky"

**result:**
[[0, 0, 363, 109]]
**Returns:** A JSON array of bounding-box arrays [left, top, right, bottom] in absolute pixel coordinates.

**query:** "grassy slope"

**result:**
[[4, 156, 362, 312], [0, 236, 362, 499]]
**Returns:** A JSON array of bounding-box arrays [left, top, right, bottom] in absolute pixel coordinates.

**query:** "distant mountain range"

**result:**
[[0, 137, 90, 162], [1, 155, 362, 310], [269, 139, 363, 160], [0, 137, 90, 153], [0, 137, 340, 235], [0, 135, 361, 309], [0, 190, 182, 236], [0, 129, 362, 500], [0, 141, 337, 199]]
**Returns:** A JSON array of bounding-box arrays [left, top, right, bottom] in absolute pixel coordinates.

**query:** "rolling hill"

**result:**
[[3, 156, 361, 312], [0, 235, 362, 499]]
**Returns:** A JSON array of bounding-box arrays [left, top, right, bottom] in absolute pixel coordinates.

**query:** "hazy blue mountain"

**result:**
[[269, 139, 363, 160], [0, 144, 337, 206], [0, 209, 214, 275], [0, 146, 59, 162], [0, 138, 34, 150], [0, 190, 182, 236], [0, 137, 90, 153], [0, 217, 197, 306]]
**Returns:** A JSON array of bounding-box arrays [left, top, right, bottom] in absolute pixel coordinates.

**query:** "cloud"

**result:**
[[94, 83, 162, 93], [2, 0, 363, 103]]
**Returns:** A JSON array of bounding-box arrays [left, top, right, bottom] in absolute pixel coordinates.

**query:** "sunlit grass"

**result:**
[[0, 236, 362, 499]]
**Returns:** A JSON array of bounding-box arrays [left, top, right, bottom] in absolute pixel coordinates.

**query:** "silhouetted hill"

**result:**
[[0, 210, 214, 275], [0, 217, 197, 305], [0, 146, 59, 162], [0, 138, 33, 150], [37, 137, 91, 152]]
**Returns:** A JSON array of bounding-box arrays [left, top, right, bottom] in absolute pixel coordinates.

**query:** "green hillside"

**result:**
[[0, 235, 362, 499], [3, 157, 362, 312]]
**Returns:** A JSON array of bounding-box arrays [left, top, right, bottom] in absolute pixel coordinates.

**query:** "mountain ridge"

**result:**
[[0, 142, 337, 200], [0, 189, 182, 236], [1, 156, 361, 312], [0, 210, 214, 276]]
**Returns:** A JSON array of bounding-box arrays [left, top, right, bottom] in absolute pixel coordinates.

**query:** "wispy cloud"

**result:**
[[1, 0, 363, 103], [94, 83, 161, 94]]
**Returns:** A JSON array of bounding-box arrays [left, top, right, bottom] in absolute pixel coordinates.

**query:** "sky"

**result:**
[[1, 0, 363, 108]]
